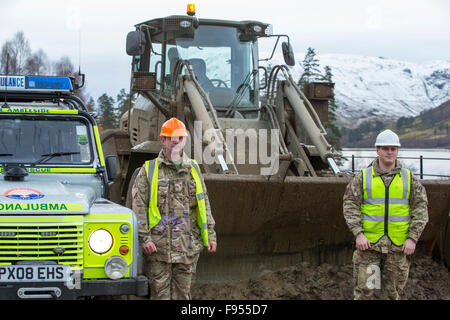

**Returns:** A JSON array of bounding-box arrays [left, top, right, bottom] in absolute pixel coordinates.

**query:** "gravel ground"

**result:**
[[191, 254, 450, 300]]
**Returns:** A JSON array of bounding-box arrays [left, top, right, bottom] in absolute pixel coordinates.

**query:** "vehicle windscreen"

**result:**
[[166, 25, 258, 108], [0, 117, 92, 165]]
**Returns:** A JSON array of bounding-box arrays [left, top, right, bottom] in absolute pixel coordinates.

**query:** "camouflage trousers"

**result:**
[[144, 254, 200, 300], [352, 249, 410, 300]]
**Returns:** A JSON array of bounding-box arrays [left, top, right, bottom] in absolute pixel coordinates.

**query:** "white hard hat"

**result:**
[[374, 129, 401, 147]]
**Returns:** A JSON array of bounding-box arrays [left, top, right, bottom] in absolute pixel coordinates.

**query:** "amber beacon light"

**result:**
[[187, 3, 196, 16]]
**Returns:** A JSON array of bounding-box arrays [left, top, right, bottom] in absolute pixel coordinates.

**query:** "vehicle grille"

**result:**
[[0, 223, 83, 269]]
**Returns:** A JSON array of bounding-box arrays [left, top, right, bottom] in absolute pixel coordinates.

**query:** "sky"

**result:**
[[0, 0, 449, 102]]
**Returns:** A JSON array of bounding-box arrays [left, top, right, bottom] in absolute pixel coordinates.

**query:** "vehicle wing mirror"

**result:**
[[105, 155, 118, 181], [282, 42, 295, 66], [126, 30, 146, 56]]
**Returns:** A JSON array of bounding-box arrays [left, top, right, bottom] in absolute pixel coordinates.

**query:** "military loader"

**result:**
[[101, 5, 450, 281]]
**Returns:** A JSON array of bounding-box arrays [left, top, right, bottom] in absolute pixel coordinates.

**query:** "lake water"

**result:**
[[339, 148, 450, 180]]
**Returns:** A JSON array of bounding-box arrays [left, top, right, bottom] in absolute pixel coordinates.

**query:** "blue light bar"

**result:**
[[27, 76, 73, 91], [0, 75, 74, 92]]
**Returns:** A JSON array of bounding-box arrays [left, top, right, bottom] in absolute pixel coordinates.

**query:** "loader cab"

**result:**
[[127, 16, 292, 119], [165, 24, 259, 111]]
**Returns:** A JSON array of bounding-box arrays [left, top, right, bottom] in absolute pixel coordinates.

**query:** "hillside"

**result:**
[[340, 99, 450, 148], [263, 53, 450, 128], [318, 55, 450, 128]]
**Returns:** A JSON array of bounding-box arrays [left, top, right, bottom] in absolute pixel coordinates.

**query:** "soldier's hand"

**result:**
[[356, 233, 371, 251], [208, 241, 217, 253], [142, 241, 157, 255], [402, 238, 416, 255]]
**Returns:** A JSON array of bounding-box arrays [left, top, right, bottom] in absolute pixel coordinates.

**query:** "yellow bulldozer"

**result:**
[[101, 5, 450, 282]]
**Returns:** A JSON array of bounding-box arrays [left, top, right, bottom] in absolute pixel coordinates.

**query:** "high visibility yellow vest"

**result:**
[[361, 166, 411, 246], [144, 158, 209, 247]]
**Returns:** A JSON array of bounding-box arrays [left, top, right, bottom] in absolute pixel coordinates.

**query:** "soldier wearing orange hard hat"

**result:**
[[159, 117, 188, 138], [131, 117, 217, 300]]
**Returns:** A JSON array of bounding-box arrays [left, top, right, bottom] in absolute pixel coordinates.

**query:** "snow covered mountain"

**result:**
[[264, 53, 450, 128]]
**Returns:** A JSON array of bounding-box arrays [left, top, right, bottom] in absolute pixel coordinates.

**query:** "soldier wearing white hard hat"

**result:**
[[343, 129, 429, 299], [374, 129, 401, 147]]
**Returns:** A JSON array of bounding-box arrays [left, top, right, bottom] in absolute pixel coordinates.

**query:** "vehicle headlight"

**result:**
[[104, 256, 128, 280], [88, 229, 113, 254]]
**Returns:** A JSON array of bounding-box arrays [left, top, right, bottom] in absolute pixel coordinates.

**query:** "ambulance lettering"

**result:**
[[0, 76, 25, 90], [0, 203, 76, 211]]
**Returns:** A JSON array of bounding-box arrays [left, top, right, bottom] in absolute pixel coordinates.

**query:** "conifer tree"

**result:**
[[116, 88, 132, 118], [297, 49, 342, 151], [86, 97, 95, 113], [97, 94, 117, 129], [298, 47, 322, 86]]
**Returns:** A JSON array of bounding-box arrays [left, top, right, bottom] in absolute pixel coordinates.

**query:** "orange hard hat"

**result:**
[[160, 117, 188, 138]]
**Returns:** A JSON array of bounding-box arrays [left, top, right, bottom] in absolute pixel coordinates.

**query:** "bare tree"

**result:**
[[52, 55, 75, 77], [0, 31, 31, 74], [13, 32, 31, 73], [25, 49, 50, 75], [1, 41, 15, 74], [1, 31, 92, 106], [52, 55, 90, 103]]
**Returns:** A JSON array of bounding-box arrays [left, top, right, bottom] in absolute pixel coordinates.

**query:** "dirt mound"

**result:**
[[192, 254, 450, 300]]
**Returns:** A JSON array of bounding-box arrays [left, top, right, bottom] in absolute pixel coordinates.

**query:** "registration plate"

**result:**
[[0, 265, 70, 283]]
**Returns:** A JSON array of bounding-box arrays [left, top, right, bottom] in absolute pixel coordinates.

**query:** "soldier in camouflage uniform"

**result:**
[[343, 130, 428, 300], [132, 118, 217, 300]]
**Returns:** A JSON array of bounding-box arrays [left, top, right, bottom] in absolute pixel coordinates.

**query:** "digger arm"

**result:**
[[282, 80, 340, 174], [183, 76, 237, 174]]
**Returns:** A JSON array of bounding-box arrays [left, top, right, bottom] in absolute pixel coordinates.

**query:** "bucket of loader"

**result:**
[[196, 174, 450, 282]]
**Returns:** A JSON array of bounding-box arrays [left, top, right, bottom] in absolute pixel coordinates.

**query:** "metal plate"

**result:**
[[0, 265, 70, 283], [132, 72, 156, 91]]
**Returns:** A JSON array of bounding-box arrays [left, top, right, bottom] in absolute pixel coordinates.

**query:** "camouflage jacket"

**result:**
[[131, 150, 217, 264], [343, 158, 428, 252]]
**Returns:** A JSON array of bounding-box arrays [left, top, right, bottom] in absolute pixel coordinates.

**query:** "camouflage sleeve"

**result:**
[[407, 175, 429, 243], [199, 172, 217, 243], [343, 172, 364, 237], [131, 166, 152, 244]]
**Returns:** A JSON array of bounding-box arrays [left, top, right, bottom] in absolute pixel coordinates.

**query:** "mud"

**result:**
[[191, 254, 450, 300]]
